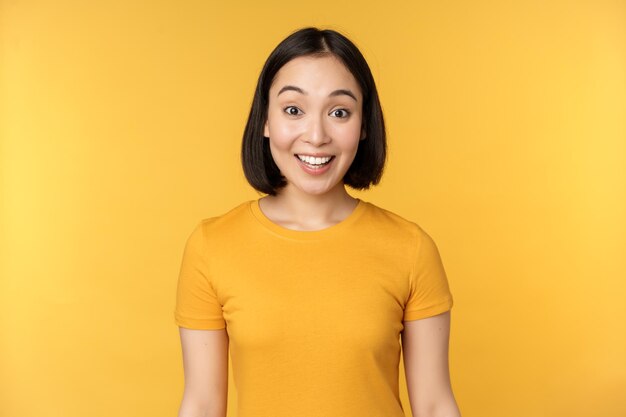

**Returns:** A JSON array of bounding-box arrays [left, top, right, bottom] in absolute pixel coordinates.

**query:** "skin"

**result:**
[[178, 53, 460, 417], [178, 327, 228, 417], [402, 311, 462, 417], [260, 54, 366, 230]]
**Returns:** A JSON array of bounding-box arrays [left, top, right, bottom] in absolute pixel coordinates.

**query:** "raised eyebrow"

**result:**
[[277, 85, 358, 102], [328, 89, 358, 102], [277, 85, 305, 96]]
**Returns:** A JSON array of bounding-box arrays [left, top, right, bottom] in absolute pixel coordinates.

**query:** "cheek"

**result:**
[[268, 141, 288, 166], [328, 120, 362, 145], [267, 113, 302, 143], [268, 133, 293, 160]]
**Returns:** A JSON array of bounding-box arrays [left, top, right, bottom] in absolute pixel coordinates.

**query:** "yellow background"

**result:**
[[1, 1, 625, 416]]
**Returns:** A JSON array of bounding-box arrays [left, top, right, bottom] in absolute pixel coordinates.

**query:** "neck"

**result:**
[[260, 183, 358, 228]]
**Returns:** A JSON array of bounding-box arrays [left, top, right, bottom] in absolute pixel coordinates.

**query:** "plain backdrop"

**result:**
[[1, 1, 625, 416]]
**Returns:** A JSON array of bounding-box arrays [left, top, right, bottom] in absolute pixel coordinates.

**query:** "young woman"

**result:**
[[174, 27, 461, 417]]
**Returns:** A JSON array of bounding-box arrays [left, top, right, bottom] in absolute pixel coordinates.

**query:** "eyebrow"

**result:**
[[276, 85, 358, 102]]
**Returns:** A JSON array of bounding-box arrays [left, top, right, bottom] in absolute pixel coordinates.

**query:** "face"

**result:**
[[263, 54, 365, 197]]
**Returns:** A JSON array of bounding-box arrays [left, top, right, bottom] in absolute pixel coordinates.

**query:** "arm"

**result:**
[[177, 327, 229, 417], [401, 311, 461, 417]]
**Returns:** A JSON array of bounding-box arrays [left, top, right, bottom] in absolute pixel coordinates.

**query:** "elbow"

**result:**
[[178, 399, 226, 417], [414, 402, 462, 417]]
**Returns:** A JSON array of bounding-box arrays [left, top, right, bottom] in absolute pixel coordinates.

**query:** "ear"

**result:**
[[264, 119, 269, 138], [360, 124, 366, 140]]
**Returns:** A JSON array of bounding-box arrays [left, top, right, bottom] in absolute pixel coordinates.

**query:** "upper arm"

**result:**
[[178, 327, 229, 416], [401, 311, 459, 417]]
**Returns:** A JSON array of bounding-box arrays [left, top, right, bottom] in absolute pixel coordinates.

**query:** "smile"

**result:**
[[293, 154, 335, 175], [295, 154, 335, 166]]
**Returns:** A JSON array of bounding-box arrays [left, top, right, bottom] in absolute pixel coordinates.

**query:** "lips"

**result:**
[[294, 154, 335, 166], [294, 153, 334, 158]]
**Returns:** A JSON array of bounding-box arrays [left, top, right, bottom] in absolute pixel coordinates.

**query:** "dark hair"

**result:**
[[241, 27, 387, 196]]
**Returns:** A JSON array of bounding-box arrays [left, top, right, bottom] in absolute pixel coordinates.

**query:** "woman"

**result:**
[[174, 27, 461, 417]]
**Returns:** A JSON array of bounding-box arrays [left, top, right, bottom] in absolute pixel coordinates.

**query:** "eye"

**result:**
[[283, 106, 303, 116], [331, 108, 351, 118]]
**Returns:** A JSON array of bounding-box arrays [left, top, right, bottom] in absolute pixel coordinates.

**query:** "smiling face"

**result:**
[[263, 54, 365, 197]]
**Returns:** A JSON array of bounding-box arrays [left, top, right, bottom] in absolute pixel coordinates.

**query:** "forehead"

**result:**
[[270, 55, 361, 96]]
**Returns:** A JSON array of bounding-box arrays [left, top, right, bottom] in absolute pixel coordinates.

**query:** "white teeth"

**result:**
[[297, 155, 332, 165]]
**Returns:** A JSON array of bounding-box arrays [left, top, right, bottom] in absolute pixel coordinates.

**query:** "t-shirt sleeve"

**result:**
[[174, 220, 226, 330], [403, 227, 454, 321]]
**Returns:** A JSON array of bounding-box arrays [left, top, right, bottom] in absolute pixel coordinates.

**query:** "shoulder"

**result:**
[[197, 200, 252, 228], [191, 200, 254, 241], [363, 201, 429, 242]]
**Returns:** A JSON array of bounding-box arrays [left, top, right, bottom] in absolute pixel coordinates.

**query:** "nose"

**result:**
[[304, 114, 330, 146]]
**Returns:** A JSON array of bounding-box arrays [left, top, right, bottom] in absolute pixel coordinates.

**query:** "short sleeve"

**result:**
[[174, 220, 226, 329], [403, 227, 454, 321]]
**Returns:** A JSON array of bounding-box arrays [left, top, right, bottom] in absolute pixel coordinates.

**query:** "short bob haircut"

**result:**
[[241, 27, 387, 196]]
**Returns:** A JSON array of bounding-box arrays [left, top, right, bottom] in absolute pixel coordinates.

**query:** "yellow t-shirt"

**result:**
[[174, 198, 453, 417]]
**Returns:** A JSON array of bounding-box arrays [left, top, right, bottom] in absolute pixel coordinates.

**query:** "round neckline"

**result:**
[[249, 197, 367, 240]]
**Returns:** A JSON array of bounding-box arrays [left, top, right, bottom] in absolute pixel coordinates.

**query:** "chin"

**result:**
[[287, 181, 332, 195], [296, 187, 329, 196]]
